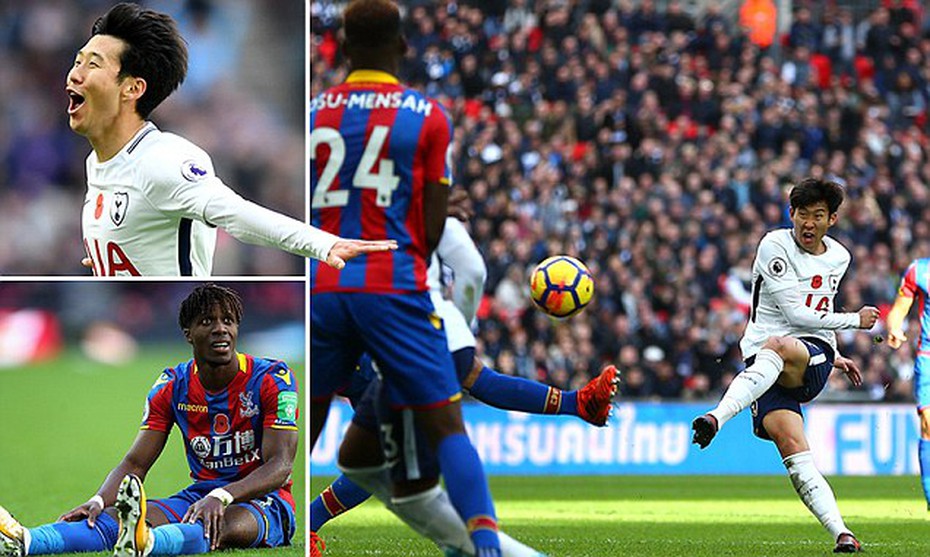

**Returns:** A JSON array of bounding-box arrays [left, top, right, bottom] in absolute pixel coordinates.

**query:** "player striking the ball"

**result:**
[[0, 284, 299, 556], [886, 256, 930, 511], [69, 2, 393, 276], [691, 177, 879, 553]]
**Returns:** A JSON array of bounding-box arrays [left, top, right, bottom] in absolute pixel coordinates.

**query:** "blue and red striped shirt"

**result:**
[[310, 70, 453, 293], [899, 258, 930, 354], [141, 353, 299, 504]]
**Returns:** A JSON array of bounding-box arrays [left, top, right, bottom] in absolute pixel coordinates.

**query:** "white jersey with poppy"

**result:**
[[741, 228, 860, 359], [82, 122, 338, 276]]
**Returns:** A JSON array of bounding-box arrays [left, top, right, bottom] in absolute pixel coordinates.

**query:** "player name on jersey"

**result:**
[[309, 91, 434, 115]]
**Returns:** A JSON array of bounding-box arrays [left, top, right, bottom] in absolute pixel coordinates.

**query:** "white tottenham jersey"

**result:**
[[82, 122, 338, 276], [741, 228, 854, 359]]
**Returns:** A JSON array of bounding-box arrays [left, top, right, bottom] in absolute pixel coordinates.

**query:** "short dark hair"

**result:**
[[789, 177, 845, 214], [91, 2, 187, 118], [343, 0, 402, 49], [178, 284, 243, 329]]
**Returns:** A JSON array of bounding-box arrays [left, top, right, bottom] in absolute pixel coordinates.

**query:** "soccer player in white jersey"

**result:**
[[691, 177, 879, 554], [68, 3, 393, 276]]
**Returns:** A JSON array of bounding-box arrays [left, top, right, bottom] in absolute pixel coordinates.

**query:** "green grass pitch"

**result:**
[[311, 472, 930, 556], [0, 348, 304, 557]]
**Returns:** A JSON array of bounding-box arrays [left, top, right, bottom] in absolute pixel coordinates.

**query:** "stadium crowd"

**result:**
[[0, 0, 306, 275], [311, 0, 930, 403]]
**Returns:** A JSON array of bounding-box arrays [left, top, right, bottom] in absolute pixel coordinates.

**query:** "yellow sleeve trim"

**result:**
[[270, 425, 300, 431]]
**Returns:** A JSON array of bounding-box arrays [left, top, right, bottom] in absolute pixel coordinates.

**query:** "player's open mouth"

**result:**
[[801, 232, 815, 242], [211, 341, 230, 349], [67, 91, 85, 114]]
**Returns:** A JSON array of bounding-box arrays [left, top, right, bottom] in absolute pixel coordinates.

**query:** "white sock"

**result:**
[[338, 464, 393, 502], [393, 487, 543, 557], [783, 451, 850, 540], [709, 348, 783, 428]]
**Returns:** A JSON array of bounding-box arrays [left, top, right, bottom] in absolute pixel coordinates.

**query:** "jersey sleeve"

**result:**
[[136, 141, 218, 220], [899, 263, 918, 298], [756, 234, 799, 293], [140, 369, 176, 432], [260, 362, 299, 431], [422, 101, 453, 187]]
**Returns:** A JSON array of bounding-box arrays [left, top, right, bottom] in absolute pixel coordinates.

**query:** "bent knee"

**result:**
[[761, 337, 794, 358]]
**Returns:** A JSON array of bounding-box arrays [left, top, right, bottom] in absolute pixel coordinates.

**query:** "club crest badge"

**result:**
[[239, 391, 260, 418], [110, 192, 129, 226]]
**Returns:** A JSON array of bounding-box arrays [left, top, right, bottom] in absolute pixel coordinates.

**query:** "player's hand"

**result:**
[[856, 306, 880, 329], [833, 356, 862, 387], [887, 329, 907, 349], [447, 188, 474, 222], [58, 498, 104, 527], [81, 257, 93, 270], [183, 496, 227, 550], [325, 239, 398, 270]]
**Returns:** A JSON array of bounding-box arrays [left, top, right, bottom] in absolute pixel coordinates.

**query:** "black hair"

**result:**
[[789, 177, 845, 214], [343, 0, 402, 49], [91, 2, 188, 118], [178, 284, 243, 329]]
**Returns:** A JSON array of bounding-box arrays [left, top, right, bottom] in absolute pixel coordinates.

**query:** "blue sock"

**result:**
[[27, 514, 118, 554], [469, 366, 577, 416], [151, 523, 210, 555], [310, 474, 372, 532], [920, 439, 930, 508], [437, 433, 500, 556]]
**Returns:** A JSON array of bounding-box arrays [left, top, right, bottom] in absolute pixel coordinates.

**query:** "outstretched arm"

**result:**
[[59, 429, 169, 525], [886, 293, 914, 349], [770, 287, 878, 330], [182, 428, 297, 549]]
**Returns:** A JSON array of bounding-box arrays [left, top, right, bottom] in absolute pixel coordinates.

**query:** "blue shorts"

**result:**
[[311, 292, 461, 409], [916, 354, 930, 411], [750, 337, 834, 441], [148, 482, 295, 548]]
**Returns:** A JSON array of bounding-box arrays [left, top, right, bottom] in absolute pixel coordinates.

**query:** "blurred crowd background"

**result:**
[[311, 0, 930, 403], [0, 0, 306, 275], [0, 281, 305, 365]]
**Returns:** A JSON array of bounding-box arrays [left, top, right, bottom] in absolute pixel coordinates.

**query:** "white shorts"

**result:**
[[430, 291, 476, 353]]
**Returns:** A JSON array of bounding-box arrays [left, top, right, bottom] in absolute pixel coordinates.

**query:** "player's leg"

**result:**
[[463, 355, 620, 426], [914, 356, 930, 510], [693, 335, 810, 447], [356, 293, 501, 556], [765, 410, 860, 552]]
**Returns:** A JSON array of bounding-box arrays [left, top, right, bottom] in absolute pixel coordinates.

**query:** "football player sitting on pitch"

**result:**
[[690, 177, 879, 554], [0, 284, 299, 556], [69, 3, 393, 276]]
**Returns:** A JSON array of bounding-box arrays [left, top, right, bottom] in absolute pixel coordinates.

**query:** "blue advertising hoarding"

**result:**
[[310, 401, 920, 476]]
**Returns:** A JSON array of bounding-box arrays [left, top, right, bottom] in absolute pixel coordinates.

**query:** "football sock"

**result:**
[[150, 523, 210, 555], [469, 366, 576, 416], [709, 348, 783, 428], [436, 433, 501, 556], [783, 451, 849, 539], [310, 474, 372, 532], [919, 439, 930, 508], [26, 513, 118, 554], [339, 465, 393, 503]]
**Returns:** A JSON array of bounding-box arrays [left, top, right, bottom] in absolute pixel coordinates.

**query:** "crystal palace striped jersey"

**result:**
[[310, 70, 453, 293], [141, 353, 299, 490]]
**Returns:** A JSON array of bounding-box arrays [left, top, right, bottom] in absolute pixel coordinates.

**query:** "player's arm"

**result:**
[[59, 429, 169, 525], [181, 427, 297, 549], [887, 264, 917, 349], [436, 217, 486, 324]]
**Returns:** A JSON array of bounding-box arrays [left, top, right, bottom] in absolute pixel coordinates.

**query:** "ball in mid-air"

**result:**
[[529, 255, 594, 319]]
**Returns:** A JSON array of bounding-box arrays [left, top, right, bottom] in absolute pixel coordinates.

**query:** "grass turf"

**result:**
[[310, 474, 930, 556], [0, 347, 304, 556]]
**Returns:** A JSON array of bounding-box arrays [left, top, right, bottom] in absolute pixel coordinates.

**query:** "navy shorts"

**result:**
[[749, 337, 834, 440], [311, 292, 461, 409], [148, 482, 295, 548]]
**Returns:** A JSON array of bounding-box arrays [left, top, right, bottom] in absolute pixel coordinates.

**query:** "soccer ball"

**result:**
[[529, 255, 594, 319]]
